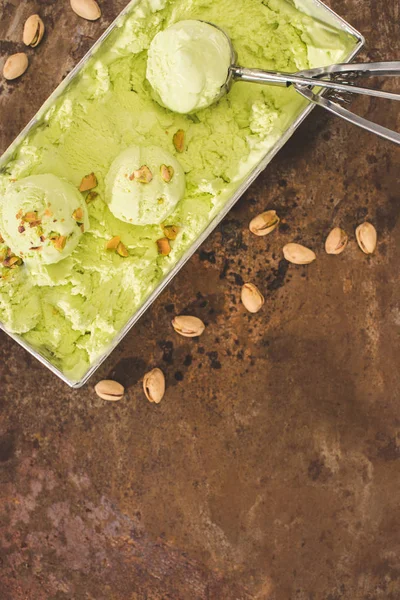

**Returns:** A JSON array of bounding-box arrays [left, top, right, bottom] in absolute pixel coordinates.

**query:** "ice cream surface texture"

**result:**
[[0, 0, 356, 382], [146, 20, 232, 113], [0, 174, 89, 265], [105, 145, 186, 225]]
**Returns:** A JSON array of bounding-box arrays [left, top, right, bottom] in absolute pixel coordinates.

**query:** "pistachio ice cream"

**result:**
[[0, 0, 355, 382], [105, 145, 186, 225], [146, 20, 232, 114], [0, 174, 89, 264]]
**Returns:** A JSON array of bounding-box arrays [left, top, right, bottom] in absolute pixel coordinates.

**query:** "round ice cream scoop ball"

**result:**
[[146, 20, 233, 114], [0, 174, 89, 264], [105, 145, 186, 226]]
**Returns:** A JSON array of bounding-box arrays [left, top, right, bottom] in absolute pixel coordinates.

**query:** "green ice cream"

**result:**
[[105, 145, 186, 225], [147, 20, 232, 113], [0, 0, 356, 382], [0, 174, 89, 264]]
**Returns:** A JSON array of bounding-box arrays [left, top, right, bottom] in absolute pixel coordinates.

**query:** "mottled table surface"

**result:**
[[1, 1, 400, 599]]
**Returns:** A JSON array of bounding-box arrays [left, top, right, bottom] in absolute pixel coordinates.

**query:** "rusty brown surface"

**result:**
[[1, 0, 400, 598]]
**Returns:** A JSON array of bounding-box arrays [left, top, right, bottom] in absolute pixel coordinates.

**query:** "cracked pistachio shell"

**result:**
[[23, 15, 45, 47], [3, 53, 29, 80], [356, 222, 377, 254], [241, 283, 265, 313], [143, 368, 165, 404], [283, 243, 316, 265], [70, 0, 101, 20], [95, 380, 124, 401], [325, 227, 348, 255], [171, 315, 205, 338], [249, 210, 280, 236]]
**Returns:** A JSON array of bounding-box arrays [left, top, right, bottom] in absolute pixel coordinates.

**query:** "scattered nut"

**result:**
[[160, 164, 174, 182], [3, 53, 29, 81], [86, 191, 98, 204], [105, 235, 120, 250], [171, 315, 205, 338], [325, 227, 348, 255], [70, 0, 101, 21], [116, 242, 129, 257], [356, 222, 377, 255], [143, 368, 165, 403], [3, 255, 22, 268], [162, 225, 180, 240], [283, 243, 316, 265], [53, 235, 67, 251], [241, 283, 264, 313], [157, 237, 171, 255], [95, 379, 124, 401], [249, 210, 280, 236], [23, 15, 45, 47], [132, 165, 153, 183], [173, 129, 185, 153], [72, 207, 84, 221], [79, 172, 97, 192]]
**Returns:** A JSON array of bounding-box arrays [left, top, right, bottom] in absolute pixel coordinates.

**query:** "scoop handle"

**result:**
[[230, 64, 400, 102]]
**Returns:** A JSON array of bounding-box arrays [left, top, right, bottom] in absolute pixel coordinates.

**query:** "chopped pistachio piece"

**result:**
[[53, 235, 67, 251], [23, 211, 39, 223], [79, 172, 97, 192], [105, 235, 120, 250], [86, 191, 98, 204], [80, 224, 85, 233], [131, 165, 153, 184], [0, 233, 4, 243], [173, 129, 185, 153], [72, 207, 84, 221], [157, 237, 171, 256], [117, 242, 129, 257], [160, 164, 174, 183], [162, 225, 180, 240], [18, 225, 25, 234], [3, 255, 22, 268]]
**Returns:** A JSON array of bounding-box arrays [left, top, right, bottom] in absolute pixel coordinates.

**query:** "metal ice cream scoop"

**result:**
[[205, 21, 400, 145]]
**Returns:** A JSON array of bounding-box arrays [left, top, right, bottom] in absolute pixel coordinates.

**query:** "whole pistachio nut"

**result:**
[[325, 227, 348, 255], [70, 0, 101, 20], [143, 368, 165, 404], [95, 379, 124, 401], [356, 222, 377, 254], [3, 53, 29, 80], [249, 210, 280, 237], [241, 283, 265, 313], [23, 15, 45, 47], [171, 315, 205, 338], [283, 243, 316, 265]]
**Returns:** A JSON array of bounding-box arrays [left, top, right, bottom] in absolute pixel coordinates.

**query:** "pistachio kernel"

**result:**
[[355, 222, 377, 255], [283, 243, 316, 265], [94, 379, 124, 401], [325, 227, 348, 255], [79, 172, 97, 192], [53, 236, 67, 251], [249, 210, 280, 237], [86, 191, 98, 204], [162, 225, 180, 240], [105, 236, 120, 250], [132, 165, 153, 184], [173, 129, 185, 153], [143, 368, 165, 404], [241, 283, 265, 314], [160, 164, 174, 183], [157, 237, 171, 256], [116, 242, 129, 257], [72, 207, 84, 221], [23, 14, 45, 48], [171, 315, 205, 338]]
